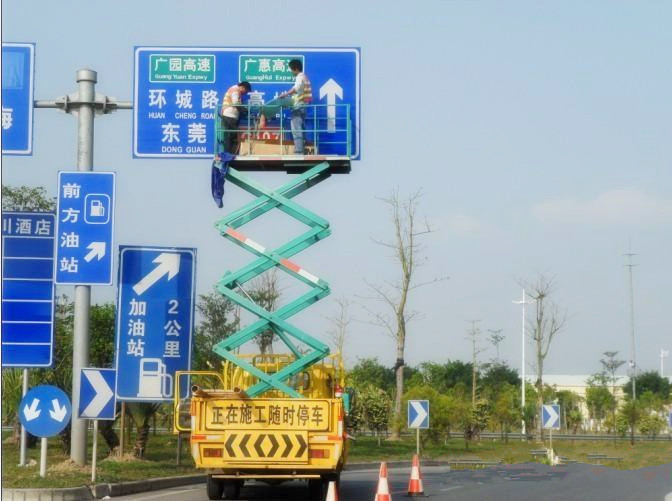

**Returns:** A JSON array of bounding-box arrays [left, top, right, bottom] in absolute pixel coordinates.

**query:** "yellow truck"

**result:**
[[174, 354, 349, 500]]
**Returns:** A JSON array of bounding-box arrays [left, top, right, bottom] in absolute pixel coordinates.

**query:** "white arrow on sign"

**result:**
[[82, 371, 114, 418], [84, 241, 106, 262], [23, 398, 41, 421], [409, 401, 428, 428], [49, 399, 67, 422], [319, 78, 343, 133], [543, 405, 559, 428], [132, 253, 181, 296]]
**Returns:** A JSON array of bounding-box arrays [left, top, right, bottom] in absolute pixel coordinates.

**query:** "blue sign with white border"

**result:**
[[408, 399, 429, 429], [55, 172, 115, 285], [115, 246, 196, 402], [133, 47, 361, 159], [79, 368, 116, 420], [19, 385, 71, 438], [2, 43, 35, 155], [1, 212, 55, 367], [542, 404, 561, 430]]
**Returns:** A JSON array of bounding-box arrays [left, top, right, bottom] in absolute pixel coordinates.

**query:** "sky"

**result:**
[[2, 1, 671, 378]]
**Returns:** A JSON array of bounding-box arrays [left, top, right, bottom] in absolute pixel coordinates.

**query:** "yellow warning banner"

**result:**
[[204, 399, 331, 431], [221, 431, 309, 462]]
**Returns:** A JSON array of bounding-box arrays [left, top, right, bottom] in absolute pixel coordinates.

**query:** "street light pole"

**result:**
[[624, 250, 637, 400], [661, 349, 669, 378], [513, 289, 535, 437]]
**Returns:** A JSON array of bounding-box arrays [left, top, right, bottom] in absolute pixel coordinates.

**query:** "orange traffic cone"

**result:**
[[374, 462, 391, 501], [325, 480, 338, 501], [407, 454, 425, 496]]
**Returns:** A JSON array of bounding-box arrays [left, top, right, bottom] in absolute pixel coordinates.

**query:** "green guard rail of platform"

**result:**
[[212, 162, 335, 398]]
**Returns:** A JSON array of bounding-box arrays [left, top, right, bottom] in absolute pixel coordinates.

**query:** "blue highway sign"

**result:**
[[115, 246, 196, 402], [1, 43, 35, 155], [19, 385, 72, 438], [133, 47, 361, 159], [542, 404, 561, 430], [1, 212, 55, 367], [79, 368, 116, 420], [55, 171, 115, 285], [408, 399, 430, 429]]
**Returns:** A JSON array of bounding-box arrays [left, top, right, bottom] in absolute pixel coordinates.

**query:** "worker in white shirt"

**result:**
[[278, 59, 312, 154], [220, 81, 252, 154]]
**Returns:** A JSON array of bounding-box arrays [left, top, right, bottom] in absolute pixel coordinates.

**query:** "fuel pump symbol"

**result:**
[[137, 358, 173, 398]]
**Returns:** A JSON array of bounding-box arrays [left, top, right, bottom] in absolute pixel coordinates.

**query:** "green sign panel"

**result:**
[[149, 54, 215, 83], [239, 55, 304, 83]]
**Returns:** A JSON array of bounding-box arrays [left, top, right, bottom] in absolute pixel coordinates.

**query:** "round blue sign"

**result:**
[[18, 385, 72, 437]]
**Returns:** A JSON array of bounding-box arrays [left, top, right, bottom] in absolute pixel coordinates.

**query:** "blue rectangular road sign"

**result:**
[[408, 399, 430, 429], [115, 246, 196, 402], [1, 43, 35, 155], [133, 47, 361, 159], [1, 212, 55, 367], [55, 172, 115, 285], [542, 404, 561, 430], [79, 368, 116, 420]]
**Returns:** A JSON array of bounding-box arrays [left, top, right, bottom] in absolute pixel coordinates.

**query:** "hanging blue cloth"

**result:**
[[211, 151, 235, 208]]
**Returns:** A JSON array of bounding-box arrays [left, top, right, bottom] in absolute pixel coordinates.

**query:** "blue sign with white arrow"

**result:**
[[55, 171, 115, 285], [542, 404, 561, 430], [115, 246, 196, 402], [79, 368, 116, 420], [408, 399, 430, 429], [1, 43, 35, 155], [2, 212, 55, 367], [19, 385, 71, 438], [133, 47, 361, 159]]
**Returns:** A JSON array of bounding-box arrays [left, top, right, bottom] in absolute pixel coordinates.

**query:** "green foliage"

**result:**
[[480, 363, 521, 392], [193, 292, 239, 371], [414, 360, 474, 394], [358, 384, 392, 438], [622, 371, 671, 401], [347, 357, 395, 395], [2, 185, 56, 211], [618, 399, 642, 445], [489, 383, 521, 440], [585, 375, 615, 421]]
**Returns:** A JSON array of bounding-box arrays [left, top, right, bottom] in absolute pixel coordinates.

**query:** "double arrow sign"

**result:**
[[23, 398, 68, 422], [224, 432, 308, 460]]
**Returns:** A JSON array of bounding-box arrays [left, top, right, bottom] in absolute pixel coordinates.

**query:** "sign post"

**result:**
[[19, 385, 72, 477], [114, 246, 196, 402], [1, 43, 35, 155], [542, 404, 561, 457], [407, 400, 429, 456], [133, 47, 361, 159]]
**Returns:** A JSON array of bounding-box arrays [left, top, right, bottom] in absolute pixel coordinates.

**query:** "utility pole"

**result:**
[[661, 349, 669, 378], [35, 69, 131, 465], [513, 289, 535, 436], [624, 248, 637, 400], [488, 328, 504, 362], [465, 320, 483, 407]]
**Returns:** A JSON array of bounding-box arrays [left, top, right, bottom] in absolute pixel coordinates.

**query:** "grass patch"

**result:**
[[347, 435, 672, 470], [1, 430, 196, 489]]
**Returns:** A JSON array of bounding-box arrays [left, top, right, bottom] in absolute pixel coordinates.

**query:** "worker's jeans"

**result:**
[[222, 116, 239, 154], [290, 108, 306, 154]]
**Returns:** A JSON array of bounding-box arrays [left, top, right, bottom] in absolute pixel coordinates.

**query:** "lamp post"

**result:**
[[661, 349, 669, 378], [513, 289, 535, 437]]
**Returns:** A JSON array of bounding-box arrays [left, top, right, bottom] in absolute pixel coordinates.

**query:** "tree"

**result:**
[[247, 270, 281, 354], [127, 402, 161, 458], [619, 399, 641, 445], [481, 362, 520, 397], [488, 329, 505, 362], [465, 321, 484, 406], [585, 374, 615, 431], [326, 296, 353, 361], [2, 185, 56, 211], [366, 189, 444, 440], [525, 275, 566, 440], [555, 390, 583, 433], [600, 351, 625, 425], [622, 371, 671, 401], [490, 383, 520, 442], [193, 292, 239, 371], [358, 385, 392, 445], [415, 360, 473, 395], [347, 358, 395, 395]]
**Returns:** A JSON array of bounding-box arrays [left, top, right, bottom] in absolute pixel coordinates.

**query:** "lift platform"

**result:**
[[211, 102, 351, 397]]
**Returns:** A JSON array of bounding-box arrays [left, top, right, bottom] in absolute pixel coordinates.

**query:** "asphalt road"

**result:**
[[113, 463, 672, 501]]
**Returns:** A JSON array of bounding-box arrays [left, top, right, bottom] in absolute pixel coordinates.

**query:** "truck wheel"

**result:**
[[308, 478, 324, 501], [206, 475, 224, 500], [222, 480, 241, 499]]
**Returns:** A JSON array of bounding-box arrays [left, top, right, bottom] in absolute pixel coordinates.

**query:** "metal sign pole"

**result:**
[[19, 368, 28, 466], [416, 428, 420, 457], [39, 437, 47, 477], [69, 69, 96, 466], [91, 420, 99, 483], [176, 432, 182, 466], [119, 402, 125, 456]]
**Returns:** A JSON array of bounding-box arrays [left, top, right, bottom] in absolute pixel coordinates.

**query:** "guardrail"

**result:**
[[477, 431, 672, 442]]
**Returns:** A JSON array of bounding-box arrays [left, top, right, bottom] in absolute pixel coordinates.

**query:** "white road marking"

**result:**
[[440, 485, 464, 491], [126, 486, 203, 500]]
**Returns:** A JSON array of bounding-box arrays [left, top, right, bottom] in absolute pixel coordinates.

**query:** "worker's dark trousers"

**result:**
[[222, 116, 240, 154]]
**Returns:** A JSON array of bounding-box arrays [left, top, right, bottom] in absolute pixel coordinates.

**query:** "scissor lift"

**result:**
[[211, 103, 351, 397]]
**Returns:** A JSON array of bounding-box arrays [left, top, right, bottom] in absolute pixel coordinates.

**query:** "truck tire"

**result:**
[[223, 480, 241, 499], [206, 475, 224, 500], [308, 478, 324, 500]]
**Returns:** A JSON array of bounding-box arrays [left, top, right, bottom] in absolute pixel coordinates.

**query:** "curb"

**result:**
[[2, 486, 93, 501]]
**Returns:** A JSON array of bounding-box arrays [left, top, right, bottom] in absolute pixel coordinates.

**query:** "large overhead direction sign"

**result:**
[[115, 246, 196, 402], [133, 47, 361, 159], [1, 43, 35, 155], [55, 171, 115, 285], [1, 212, 55, 367]]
